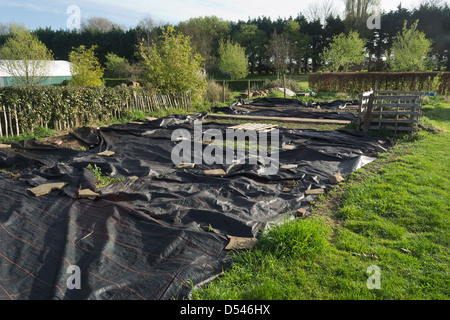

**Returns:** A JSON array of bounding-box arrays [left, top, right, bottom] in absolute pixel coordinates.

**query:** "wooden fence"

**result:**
[[357, 90, 423, 134], [131, 91, 191, 113], [0, 90, 191, 138]]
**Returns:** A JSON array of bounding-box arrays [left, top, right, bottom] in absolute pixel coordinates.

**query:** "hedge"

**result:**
[[0, 86, 191, 137], [308, 72, 449, 94]]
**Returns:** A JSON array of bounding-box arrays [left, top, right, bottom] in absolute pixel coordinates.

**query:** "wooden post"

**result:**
[[283, 73, 286, 99], [248, 80, 250, 101], [3, 106, 9, 137], [223, 80, 226, 103], [7, 105, 13, 137], [362, 93, 375, 133], [14, 105, 20, 136], [0, 108, 3, 137]]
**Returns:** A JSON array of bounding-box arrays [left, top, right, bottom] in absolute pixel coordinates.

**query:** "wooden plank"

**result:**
[[227, 123, 278, 132], [371, 111, 419, 116], [374, 90, 424, 95], [369, 118, 417, 124], [373, 103, 419, 108], [374, 95, 421, 100], [206, 113, 351, 124], [362, 93, 375, 133]]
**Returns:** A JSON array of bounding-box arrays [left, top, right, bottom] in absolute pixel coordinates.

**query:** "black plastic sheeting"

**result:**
[[212, 98, 359, 121], [0, 114, 392, 300], [244, 97, 358, 109]]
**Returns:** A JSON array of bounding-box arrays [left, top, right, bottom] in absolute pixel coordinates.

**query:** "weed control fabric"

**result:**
[[0, 114, 392, 300], [211, 98, 359, 121]]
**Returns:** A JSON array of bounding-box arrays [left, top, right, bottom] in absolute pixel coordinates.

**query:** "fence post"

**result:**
[[223, 80, 226, 103], [362, 93, 375, 133], [3, 106, 9, 138], [0, 107, 3, 137], [248, 80, 250, 100], [283, 73, 286, 99], [12, 105, 19, 136]]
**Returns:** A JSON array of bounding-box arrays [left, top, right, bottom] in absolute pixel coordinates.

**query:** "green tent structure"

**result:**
[[0, 60, 72, 86]]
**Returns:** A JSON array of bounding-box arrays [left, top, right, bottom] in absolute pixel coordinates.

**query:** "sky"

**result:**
[[0, 0, 433, 31]]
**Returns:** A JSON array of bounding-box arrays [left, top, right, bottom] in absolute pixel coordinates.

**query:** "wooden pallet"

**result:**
[[227, 122, 278, 132], [357, 90, 424, 134]]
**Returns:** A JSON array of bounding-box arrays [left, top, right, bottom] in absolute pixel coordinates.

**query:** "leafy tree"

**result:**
[[283, 19, 303, 74], [177, 16, 230, 73], [138, 26, 206, 105], [0, 25, 53, 86], [68, 45, 104, 86], [217, 39, 248, 80], [389, 20, 432, 71], [105, 52, 129, 78], [320, 30, 365, 71], [411, 2, 450, 70], [232, 23, 267, 75]]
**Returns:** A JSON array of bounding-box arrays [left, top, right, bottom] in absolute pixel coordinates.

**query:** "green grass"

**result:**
[[191, 96, 450, 300], [86, 163, 125, 188], [0, 126, 57, 143]]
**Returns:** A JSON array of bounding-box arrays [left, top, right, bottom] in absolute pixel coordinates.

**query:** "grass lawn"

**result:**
[[190, 96, 449, 300]]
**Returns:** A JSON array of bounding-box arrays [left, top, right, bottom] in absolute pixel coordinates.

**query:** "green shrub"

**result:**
[[260, 78, 302, 92], [204, 80, 231, 105]]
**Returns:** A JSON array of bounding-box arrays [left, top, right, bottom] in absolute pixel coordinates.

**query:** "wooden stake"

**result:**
[[223, 80, 226, 103], [0, 108, 3, 137], [14, 105, 20, 136], [7, 105, 13, 137], [3, 106, 9, 137]]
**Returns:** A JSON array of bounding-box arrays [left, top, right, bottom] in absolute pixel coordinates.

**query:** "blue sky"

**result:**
[[0, 0, 425, 30]]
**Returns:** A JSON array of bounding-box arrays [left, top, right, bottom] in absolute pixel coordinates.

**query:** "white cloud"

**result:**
[[0, 0, 61, 14]]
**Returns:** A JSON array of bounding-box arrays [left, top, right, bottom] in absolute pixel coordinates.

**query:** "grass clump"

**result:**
[[258, 217, 331, 260], [86, 164, 125, 188]]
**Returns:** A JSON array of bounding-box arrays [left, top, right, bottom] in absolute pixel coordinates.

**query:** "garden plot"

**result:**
[[0, 114, 392, 300], [210, 97, 360, 122]]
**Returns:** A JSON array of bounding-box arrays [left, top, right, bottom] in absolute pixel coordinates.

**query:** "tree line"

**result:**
[[0, 0, 448, 78]]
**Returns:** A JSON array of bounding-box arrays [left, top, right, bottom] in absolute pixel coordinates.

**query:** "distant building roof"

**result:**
[[0, 60, 72, 77]]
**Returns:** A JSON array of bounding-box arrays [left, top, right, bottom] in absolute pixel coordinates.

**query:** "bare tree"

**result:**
[[0, 22, 11, 35], [343, 0, 379, 33], [81, 16, 122, 32], [137, 16, 159, 46], [268, 31, 292, 78], [305, 0, 340, 23]]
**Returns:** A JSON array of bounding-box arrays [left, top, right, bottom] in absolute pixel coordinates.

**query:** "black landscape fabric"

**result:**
[[212, 98, 359, 121], [0, 114, 392, 300]]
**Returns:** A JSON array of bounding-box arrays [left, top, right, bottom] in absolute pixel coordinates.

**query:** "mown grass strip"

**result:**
[[191, 96, 449, 300]]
